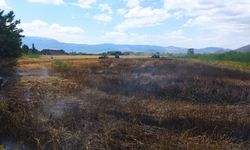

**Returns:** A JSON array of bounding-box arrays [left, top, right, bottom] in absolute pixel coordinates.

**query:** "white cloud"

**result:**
[[163, 0, 250, 27], [124, 0, 140, 8], [173, 11, 184, 19], [152, 30, 192, 47], [167, 0, 250, 25], [74, 0, 96, 9], [93, 3, 113, 23], [0, 0, 11, 9], [184, 16, 211, 27], [163, 0, 250, 48], [99, 3, 112, 14], [19, 20, 85, 43], [117, 9, 127, 15], [27, 0, 65, 5], [165, 30, 187, 40], [94, 13, 112, 22], [100, 30, 189, 47], [101, 31, 149, 44], [116, 6, 170, 31]]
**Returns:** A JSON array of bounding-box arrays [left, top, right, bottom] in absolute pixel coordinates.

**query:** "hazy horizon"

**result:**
[[23, 36, 236, 50]]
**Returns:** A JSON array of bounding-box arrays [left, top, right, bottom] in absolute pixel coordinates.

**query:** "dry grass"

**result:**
[[0, 56, 250, 149]]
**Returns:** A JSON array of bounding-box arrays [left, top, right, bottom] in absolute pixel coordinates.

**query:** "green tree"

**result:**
[[187, 48, 195, 55], [0, 9, 23, 58], [22, 44, 29, 54], [31, 43, 39, 54]]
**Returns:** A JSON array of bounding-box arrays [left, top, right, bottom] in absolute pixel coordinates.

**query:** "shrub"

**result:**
[[52, 60, 72, 71]]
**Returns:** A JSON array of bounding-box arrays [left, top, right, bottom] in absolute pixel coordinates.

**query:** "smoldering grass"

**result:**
[[0, 57, 250, 149]]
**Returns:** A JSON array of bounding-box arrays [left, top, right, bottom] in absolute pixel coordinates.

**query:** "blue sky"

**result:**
[[1, 0, 250, 49]]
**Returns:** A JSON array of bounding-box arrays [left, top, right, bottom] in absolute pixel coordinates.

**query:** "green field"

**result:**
[[179, 51, 250, 71]]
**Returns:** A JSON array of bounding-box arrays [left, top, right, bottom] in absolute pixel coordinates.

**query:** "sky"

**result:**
[[0, 0, 250, 49]]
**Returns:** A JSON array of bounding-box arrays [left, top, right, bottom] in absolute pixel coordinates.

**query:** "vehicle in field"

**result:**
[[152, 52, 160, 58], [115, 54, 120, 59], [99, 53, 108, 59]]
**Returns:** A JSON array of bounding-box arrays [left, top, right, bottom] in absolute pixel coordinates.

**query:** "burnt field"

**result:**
[[0, 57, 250, 149]]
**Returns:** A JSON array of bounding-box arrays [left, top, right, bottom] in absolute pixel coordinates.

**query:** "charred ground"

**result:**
[[0, 57, 250, 149]]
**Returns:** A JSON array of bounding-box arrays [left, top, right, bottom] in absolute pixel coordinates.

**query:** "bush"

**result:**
[[52, 60, 72, 71]]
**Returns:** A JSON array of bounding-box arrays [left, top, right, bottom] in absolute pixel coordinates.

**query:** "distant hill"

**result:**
[[195, 47, 230, 54], [235, 45, 250, 52], [22, 36, 229, 54]]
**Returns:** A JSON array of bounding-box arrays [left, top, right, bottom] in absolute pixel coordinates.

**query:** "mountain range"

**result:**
[[235, 45, 250, 52], [22, 36, 231, 54]]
